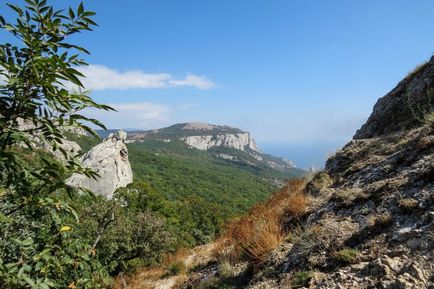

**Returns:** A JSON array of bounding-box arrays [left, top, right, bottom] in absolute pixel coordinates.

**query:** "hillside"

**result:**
[[138, 58, 434, 289], [71, 125, 305, 216], [102, 122, 297, 172]]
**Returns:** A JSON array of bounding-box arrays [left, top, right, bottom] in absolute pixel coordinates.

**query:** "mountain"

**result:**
[[124, 122, 297, 172]]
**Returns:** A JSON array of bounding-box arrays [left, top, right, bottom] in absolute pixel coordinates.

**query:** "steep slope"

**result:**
[[179, 57, 434, 289], [246, 58, 434, 289]]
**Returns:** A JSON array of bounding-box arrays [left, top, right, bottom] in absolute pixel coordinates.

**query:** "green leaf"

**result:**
[[6, 4, 24, 16], [78, 2, 84, 16], [68, 7, 75, 19], [23, 276, 36, 287]]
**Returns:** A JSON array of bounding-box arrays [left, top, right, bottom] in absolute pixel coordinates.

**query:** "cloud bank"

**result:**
[[85, 101, 172, 129], [78, 65, 215, 90]]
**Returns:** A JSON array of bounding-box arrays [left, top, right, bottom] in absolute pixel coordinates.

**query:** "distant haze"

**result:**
[[259, 141, 347, 170]]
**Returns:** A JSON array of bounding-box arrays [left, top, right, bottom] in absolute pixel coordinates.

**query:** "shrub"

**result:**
[[195, 277, 235, 289], [367, 212, 393, 230], [291, 270, 315, 288], [291, 225, 324, 259], [333, 248, 359, 264], [333, 188, 370, 206], [76, 192, 174, 275], [0, 1, 116, 287], [306, 171, 333, 195], [218, 261, 234, 278], [167, 260, 187, 276]]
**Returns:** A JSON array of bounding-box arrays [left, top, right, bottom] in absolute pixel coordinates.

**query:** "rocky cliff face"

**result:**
[[181, 132, 259, 152], [245, 59, 434, 289], [67, 131, 133, 199], [355, 56, 434, 139]]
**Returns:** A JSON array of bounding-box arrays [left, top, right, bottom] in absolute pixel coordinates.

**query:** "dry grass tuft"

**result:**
[[398, 197, 419, 212], [214, 179, 308, 264], [112, 248, 191, 289]]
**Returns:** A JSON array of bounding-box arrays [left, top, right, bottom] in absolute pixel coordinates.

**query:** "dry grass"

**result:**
[[214, 179, 308, 264], [398, 197, 419, 212], [112, 267, 166, 289], [112, 248, 191, 289], [406, 61, 429, 80], [162, 247, 191, 267]]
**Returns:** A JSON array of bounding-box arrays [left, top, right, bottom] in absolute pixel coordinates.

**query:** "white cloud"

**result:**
[[78, 65, 215, 90], [168, 75, 215, 89], [85, 101, 172, 129]]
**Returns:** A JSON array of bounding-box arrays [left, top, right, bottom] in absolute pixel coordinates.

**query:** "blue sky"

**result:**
[[2, 0, 434, 167]]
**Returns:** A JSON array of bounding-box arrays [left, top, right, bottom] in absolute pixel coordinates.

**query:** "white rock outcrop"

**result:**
[[67, 131, 133, 199], [42, 139, 82, 161], [180, 132, 259, 152]]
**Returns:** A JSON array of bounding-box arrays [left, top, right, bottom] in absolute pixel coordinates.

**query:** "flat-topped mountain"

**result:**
[[127, 122, 259, 153], [129, 122, 246, 139], [119, 122, 296, 171]]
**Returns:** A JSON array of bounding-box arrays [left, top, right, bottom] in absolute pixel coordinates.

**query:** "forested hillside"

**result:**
[[71, 134, 305, 216]]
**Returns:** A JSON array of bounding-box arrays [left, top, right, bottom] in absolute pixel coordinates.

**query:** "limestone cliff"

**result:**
[[67, 131, 133, 199], [180, 132, 259, 152], [126, 122, 296, 170]]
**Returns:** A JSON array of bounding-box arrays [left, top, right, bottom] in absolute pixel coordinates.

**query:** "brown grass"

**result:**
[[214, 179, 308, 264], [112, 248, 191, 289], [112, 267, 165, 289], [162, 247, 191, 266]]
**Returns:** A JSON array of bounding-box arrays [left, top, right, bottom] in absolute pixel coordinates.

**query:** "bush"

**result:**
[[0, 0, 115, 287], [398, 198, 419, 212], [75, 190, 175, 275], [218, 261, 234, 278], [167, 261, 187, 276], [291, 270, 315, 288], [333, 248, 359, 264]]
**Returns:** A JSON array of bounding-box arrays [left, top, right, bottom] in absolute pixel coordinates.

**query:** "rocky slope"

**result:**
[[248, 58, 434, 289], [178, 57, 434, 289], [124, 122, 296, 171], [67, 131, 133, 199]]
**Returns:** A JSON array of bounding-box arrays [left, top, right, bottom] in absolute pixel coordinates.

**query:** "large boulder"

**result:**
[[67, 131, 133, 199]]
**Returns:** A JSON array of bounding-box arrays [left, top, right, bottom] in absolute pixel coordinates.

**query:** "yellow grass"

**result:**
[[214, 179, 308, 264]]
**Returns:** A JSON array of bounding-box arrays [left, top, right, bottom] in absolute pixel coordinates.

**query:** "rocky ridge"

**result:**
[[178, 57, 434, 289], [67, 131, 133, 199], [246, 57, 434, 288]]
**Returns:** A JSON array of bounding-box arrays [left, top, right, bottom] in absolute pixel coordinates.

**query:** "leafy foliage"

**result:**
[[127, 140, 300, 214], [73, 188, 175, 275], [0, 1, 116, 288]]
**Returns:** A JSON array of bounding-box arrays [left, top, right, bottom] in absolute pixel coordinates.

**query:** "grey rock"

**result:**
[[355, 56, 434, 139], [67, 131, 133, 199]]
